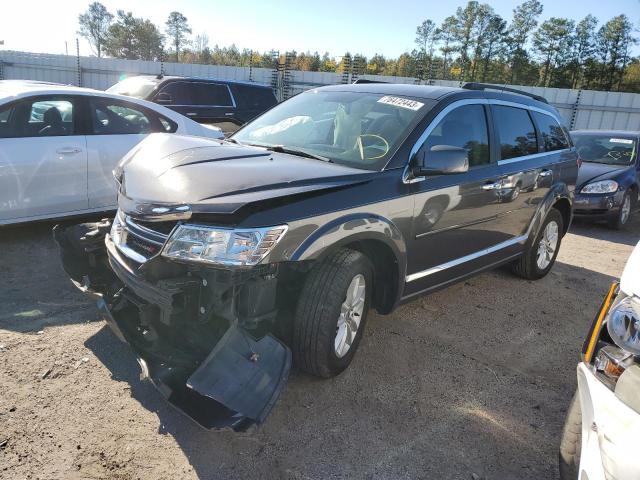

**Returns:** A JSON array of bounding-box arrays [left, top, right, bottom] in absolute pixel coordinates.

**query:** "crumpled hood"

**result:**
[[117, 133, 372, 215], [577, 162, 630, 189]]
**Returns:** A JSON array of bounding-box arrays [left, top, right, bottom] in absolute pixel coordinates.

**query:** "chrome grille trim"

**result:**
[[112, 210, 170, 264]]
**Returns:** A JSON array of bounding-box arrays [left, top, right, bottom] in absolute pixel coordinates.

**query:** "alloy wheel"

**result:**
[[335, 274, 366, 358]]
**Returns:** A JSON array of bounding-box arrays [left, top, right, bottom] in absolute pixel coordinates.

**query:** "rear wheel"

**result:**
[[559, 392, 582, 480], [512, 208, 563, 280], [292, 249, 373, 378]]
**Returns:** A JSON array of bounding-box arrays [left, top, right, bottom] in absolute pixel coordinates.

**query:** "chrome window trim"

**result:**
[[405, 234, 528, 282], [497, 149, 570, 166], [157, 81, 237, 108]]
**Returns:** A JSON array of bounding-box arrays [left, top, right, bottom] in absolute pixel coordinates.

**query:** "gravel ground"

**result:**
[[1, 216, 639, 480]]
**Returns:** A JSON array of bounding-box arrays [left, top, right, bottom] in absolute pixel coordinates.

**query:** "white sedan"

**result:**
[[560, 241, 640, 479], [0, 80, 223, 225]]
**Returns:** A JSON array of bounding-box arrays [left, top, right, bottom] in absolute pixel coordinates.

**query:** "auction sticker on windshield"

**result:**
[[377, 96, 424, 111], [610, 138, 634, 144]]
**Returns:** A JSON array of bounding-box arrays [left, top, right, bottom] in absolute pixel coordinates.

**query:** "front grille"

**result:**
[[134, 220, 179, 235], [112, 211, 170, 263]]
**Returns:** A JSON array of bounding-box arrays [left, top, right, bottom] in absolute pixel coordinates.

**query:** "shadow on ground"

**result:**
[[83, 257, 619, 479]]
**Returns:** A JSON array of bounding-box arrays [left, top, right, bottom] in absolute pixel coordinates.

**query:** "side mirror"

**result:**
[[413, 145, 469, 177], [155, 92, 173, 104]]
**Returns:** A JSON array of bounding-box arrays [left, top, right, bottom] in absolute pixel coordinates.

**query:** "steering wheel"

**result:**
[[356, 134, 389, 161]]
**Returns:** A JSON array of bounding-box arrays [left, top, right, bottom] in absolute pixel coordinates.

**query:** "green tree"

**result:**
[[438, 15, 458, 79], [480, 14, 507, 82], [596, 15, 637, 90], [508, 0, 543, 83], [533, 17, 575, 86], [78, 2, 113, 58], [103, 10, 163, 60], [165, 11, 191, 62], [569, 15, 598, 88], [415, 20, 439, 79]]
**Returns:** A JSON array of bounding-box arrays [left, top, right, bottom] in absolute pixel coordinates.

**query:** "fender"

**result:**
[[290, 213, 407, 307], [525, 181, 573, 248]]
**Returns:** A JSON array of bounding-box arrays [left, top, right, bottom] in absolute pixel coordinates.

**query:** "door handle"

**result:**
[[56, 147, 82, 155], [539, 169, 553, 177], [186, 113, 197, 116], [482, 181, 502, 190]]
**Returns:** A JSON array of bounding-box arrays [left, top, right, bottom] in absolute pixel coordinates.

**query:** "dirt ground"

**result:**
[[1, 216, 639, 480]]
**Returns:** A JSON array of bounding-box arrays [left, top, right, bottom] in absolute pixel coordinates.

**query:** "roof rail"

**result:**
[[462, 82, 548, 104], [353, 78, 389, 84]]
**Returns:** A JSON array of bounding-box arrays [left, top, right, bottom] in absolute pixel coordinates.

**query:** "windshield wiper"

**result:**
[[265, 145, 332, 162]]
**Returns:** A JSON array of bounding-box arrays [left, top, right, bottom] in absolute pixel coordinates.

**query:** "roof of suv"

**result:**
[[316, 82, 555, 112], [136, 75, 274, 90]]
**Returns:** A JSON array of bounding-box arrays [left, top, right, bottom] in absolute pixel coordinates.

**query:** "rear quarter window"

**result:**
[[493, 105, 538, 160], [532, 111, 569, 151], [232, 85, 278, 110]]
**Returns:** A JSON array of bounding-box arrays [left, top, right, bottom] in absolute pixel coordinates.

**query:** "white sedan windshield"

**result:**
[[232, 90, 428, 170]]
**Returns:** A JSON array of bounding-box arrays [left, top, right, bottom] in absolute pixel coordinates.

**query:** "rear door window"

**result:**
[[190, 83, 233, 106], [157, 82, 192, 105], [90, 98, 176, 135], [157, 81, 233, 106], [492, 105, 538, 160], [532, 112, 569, 151]]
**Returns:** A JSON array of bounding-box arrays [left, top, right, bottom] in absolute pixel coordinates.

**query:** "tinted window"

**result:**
[[0, 98, 74, 138], [533, 112, 568, 151], [158, 81, 233, 106], [157, 82, 192, 104], [191, 83, 233, 106], [90, 99, 175, 135], [234, 85, 277, 109], [423, 104, 490, 167], [493, 106, 538, 159]]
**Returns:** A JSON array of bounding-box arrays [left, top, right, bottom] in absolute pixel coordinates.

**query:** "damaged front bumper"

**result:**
[[53, 219, 291, 431]]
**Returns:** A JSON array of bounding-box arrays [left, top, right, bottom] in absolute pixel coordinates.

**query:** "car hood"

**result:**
[[117, 133, 373, 216], [621, 241, 640, 298], [577, 162, 631, 189]]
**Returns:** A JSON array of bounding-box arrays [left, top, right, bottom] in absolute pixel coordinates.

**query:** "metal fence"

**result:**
[[2, 50, 640, 131]]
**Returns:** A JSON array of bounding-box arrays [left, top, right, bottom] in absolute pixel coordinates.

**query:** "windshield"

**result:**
[[574, 134, 637, 166], [232, 90, 429, 170], [107, 77, 158, 99]]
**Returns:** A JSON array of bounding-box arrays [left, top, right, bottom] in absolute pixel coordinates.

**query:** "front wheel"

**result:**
[[292, 249, 373, 378], [512, 208, 564, 280], [608, 190, 633, 230]]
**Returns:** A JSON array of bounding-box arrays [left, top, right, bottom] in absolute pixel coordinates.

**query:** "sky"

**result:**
[[1, 0, 639, 59]]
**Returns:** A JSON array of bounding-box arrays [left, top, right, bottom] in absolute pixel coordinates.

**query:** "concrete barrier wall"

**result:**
[[2, 50, 639, 131]]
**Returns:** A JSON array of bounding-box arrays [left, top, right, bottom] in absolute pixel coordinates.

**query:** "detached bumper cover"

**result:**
[[54, 222, 291, 431]]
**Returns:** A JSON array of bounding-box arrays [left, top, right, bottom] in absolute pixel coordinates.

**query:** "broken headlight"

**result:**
[[607, 295, 640, 356], [162, 224, 287, 266]]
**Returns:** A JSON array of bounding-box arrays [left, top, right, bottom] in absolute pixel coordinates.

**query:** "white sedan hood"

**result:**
[[620, 241, 640, 298]]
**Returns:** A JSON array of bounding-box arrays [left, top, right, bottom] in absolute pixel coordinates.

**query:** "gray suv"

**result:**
[[55, 82, 578, 430]]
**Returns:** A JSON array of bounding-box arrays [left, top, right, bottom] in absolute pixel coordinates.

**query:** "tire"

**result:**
[[512, 208, 564, 280], [559, 392, 582, 480], [608, 190, 632, 230], [292, 248, 373, 378]]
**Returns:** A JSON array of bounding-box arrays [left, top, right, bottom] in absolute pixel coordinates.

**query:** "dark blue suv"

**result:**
[[108, 75, 277, 134]]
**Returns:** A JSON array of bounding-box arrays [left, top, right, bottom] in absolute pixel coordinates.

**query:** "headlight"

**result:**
[[607, 296, 640, 355], [162, 224, 288, 266], [581, 180, 619, 194]]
